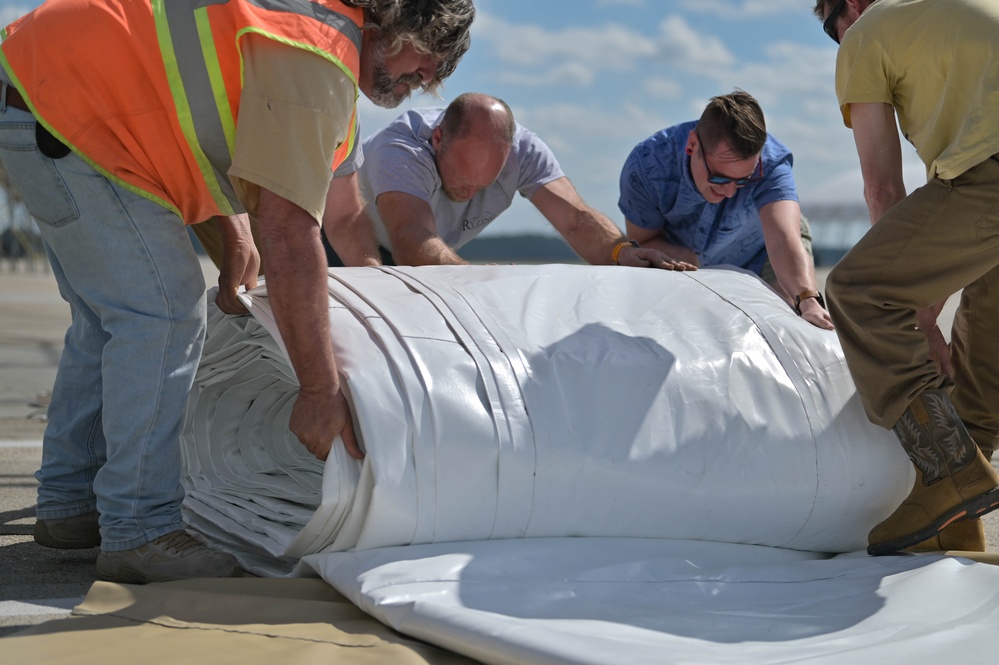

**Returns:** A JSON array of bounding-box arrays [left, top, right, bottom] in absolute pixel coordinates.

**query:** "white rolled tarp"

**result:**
[[181, 264, 999, 664]]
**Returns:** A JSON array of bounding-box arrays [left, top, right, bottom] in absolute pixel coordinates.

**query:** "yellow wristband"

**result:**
[[612, 240, 640, 265]]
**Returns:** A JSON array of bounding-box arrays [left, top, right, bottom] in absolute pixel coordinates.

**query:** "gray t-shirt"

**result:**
[[360, 107, 564, 251]]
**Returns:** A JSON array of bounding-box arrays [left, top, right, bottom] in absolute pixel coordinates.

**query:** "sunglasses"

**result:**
[[823, 0, 847, 44], [695, 131, 764, 187]]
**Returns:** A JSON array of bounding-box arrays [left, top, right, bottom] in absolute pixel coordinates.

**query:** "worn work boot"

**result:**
[[905, 517, 986, 553], [34, 510, 101, 549], [907, 448, 994, 552], [869, 389, 999, 556], [96, 530, 244, 584]]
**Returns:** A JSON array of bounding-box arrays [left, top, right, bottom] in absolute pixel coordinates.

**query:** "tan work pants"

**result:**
[[826, 154, 999, 453]]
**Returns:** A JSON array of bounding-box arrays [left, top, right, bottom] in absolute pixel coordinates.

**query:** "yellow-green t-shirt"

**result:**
[[835, 0, 999, 180]]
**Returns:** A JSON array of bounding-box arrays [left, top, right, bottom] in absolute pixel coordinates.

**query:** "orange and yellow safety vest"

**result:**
[[1, 0, 362, 223]]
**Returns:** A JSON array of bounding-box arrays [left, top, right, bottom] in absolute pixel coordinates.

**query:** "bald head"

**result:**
[[433, 93, 515, 202], [439, 93, 515, 145]]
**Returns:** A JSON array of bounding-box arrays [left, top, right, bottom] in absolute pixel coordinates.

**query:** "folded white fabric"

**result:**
[[182, 264, 908, 571]]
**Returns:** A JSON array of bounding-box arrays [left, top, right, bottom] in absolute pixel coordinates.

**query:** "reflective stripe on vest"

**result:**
[[155, 0, 363, 215]]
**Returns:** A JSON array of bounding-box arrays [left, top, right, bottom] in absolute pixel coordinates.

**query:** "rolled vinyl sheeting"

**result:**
[[182, 264, 909, 565]]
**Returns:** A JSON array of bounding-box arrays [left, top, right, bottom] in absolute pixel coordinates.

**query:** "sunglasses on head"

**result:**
[[695, 130, 764, 187], [823, 0, 847, 44]]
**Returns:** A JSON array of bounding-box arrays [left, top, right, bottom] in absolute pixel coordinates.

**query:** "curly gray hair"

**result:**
[[344, 0, 475, 93]]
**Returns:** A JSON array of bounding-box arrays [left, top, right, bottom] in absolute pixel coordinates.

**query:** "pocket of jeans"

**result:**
[[0, 121, 79, 228]]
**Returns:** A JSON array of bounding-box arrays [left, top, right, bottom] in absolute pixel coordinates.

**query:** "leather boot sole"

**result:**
[[904, 517, 986, 553], [868, 486, 999, 556]]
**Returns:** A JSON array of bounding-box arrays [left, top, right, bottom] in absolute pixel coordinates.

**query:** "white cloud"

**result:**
[[470, 12, 739, 90], [0, 4, 32, 25], [513, 102, 670, 154], [644, 77, 683, 99], [660, 38, 834, 106], [681, 0, 808, 19], [473, 13, 657, 73], [733, 42, 835, 95], [655, 16, 735, 70], [465, 11, 762, 107], [496, 61, 595, 88], [595, 0, 645, 6]]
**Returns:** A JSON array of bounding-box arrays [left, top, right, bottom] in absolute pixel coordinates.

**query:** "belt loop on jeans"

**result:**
[[0, 82, 31, 113]]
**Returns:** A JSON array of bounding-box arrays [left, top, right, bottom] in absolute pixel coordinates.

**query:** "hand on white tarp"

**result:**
[[291, 385, 363, 461]]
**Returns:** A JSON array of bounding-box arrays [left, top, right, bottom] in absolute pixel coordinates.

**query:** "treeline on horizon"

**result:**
[[458, 198, 871, 266], [188, 199, 873, 267]]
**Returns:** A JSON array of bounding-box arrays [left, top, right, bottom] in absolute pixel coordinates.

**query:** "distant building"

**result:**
[[803, 202, 871, 266]]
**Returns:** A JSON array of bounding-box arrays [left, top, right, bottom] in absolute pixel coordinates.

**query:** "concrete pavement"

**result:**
[[0, 263, 89, 635], [0, 260, 995, 638], [0, 260, 219, 636]]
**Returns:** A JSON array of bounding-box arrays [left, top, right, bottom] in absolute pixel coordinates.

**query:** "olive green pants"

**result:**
[[826, 154, 999, 453]]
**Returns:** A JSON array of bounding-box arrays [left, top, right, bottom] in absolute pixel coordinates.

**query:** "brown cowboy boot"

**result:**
[[868, 389, 999, 556]]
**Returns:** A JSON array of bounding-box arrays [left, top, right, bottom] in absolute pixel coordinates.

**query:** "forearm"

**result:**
[[915, 299, 949, 330], [771, 242, 832, 328], [850, 103, 906, 225], [323, 173, 381, 267], [758, 202, 832, 329], [258, 191, 339, 396], [558, 208, 627, 265], [767, 237, 817, 300], [325, 209, 381, 267], [375, 191, 467, 266], [532, 178, 629, 265], [210, 213, 260, 314], [215, 213, 253, 248], [864, 181, 907, 225], [394, 235, 468, 266]]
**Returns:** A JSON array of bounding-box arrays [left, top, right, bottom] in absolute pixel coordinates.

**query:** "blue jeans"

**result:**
[[0, 100, 207, 550]]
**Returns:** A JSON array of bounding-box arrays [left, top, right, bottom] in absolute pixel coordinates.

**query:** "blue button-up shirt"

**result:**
[[618, 120, 798, 275]]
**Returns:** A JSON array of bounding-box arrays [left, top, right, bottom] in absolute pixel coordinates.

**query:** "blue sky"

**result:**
[[1, 0, 925, 237]]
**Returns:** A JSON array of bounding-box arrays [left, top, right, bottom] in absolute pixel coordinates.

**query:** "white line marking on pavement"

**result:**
[[0, 440, 43, 449], [0, 597, 82, 618]]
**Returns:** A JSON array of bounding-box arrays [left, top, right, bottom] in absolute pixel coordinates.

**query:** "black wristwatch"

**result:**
[[794, 290, 825, 315]]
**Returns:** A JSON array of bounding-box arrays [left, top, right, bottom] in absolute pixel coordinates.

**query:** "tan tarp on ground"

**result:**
[[4, 578, 476, 664]]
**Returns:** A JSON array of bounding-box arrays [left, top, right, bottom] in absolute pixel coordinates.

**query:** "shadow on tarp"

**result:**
[[312, 537, 999, 664], [452, 538, 885, 642]]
